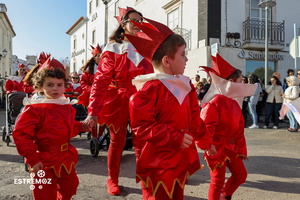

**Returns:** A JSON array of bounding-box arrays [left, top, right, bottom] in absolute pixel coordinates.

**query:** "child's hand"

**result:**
[[30, 162, 43, 174], [181, 133, 193, 148], [84, 115, 98, 129], [82, 121, 92, 132], [206, 144, 217, 156]]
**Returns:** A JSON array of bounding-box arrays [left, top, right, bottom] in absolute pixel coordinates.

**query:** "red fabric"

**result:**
[[5, 78, 25, 94], [23, 82, 35, 94], [88, 47, 153, 133], [32, 167, 79, 200], [129, 80, 211, 198], [208, 158, 247, 200], [201, 94, 247, 172], [77, 72, 95, 106], [64, 83, 73, 98], [13, 103, 84, 177]]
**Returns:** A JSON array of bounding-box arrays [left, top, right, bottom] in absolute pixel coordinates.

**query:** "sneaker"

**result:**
[[273, 126, 278, 129], [249, 124, 259, 129], [287, 128, 298, 132], [263, 125, 267, 129]]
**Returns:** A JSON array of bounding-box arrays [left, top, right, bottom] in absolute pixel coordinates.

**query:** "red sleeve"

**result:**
[[22, 82, 34, 94], [12, 106, 41, 167], [129, 89, 184, 150], [88, 52, 114, 116], [5, 79, 13, 94], [188, 86, 211, 150]]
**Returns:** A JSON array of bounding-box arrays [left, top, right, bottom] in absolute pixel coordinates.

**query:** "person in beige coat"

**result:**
[[263, 76, 283, 129]]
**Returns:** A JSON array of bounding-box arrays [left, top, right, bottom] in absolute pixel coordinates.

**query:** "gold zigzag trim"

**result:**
[[48, 162, 77, 178], [137, 165, 204, 198], [205, 154, 247, 172], [98, 121, 129, 134]]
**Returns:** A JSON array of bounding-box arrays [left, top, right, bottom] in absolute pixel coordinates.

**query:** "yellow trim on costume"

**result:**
[[99, 121, 129, 134], [137, 165, 204, 198], [205, 154, 247, 172], [51, 162, 77, 178]]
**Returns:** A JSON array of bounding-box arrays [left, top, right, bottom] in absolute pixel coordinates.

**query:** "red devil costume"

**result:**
[[200, 54, 257, 200], [126, 18, 212, 199], [5, 63, 28, 94], [87, 7, 153, 195], [13, 58, 85, 200], [77, 44, 102, 106]]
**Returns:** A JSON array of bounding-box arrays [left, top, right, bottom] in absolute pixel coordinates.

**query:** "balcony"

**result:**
[[242, 18, 285, 50]]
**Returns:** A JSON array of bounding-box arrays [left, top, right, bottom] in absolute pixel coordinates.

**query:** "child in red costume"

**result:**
[[200, 54, 257, 200], [126, 18, 216, 199], [13, 58, 91, 200], [77, 44, 102, 107], [5, 63, 29, 94], [85, 7, 153, 196]]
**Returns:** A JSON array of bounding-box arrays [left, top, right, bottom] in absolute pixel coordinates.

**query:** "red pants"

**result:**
[[107, 127, 127, 180], [208, 157, 247, 200], [32, 167, 79, 200], [141, 181, 184, 200]]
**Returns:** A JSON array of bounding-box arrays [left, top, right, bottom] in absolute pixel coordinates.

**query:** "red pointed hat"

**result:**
[[90, 44, 102, 56], [124, 17, 174, 62], [18, 63, 26, 68], [37, 52, 51, 65], [39, 57, 66, 73], [115, 7, 135, 24], [201, 53, 236, 79]]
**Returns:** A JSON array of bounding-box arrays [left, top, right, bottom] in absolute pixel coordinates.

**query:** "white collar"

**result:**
[[132, 73, 191, 105], [23, 96, 77, 105], [201, 72, 257, 108], [103, 41, 144, 67], [8, 76, 23, 83]]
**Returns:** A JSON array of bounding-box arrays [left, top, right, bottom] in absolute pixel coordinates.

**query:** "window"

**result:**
[[246, 60, 275, 81], [92, 30, 96, 44], [89, 1, 92, 14], [96, 0, 99, 7], [250, 0, 271, 21], [167, 8, 179, 30], [115, 0, 119, 16], [73, 38, 76, 50]]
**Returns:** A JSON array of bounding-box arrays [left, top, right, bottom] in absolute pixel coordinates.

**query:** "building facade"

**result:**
[[0, 4, 15, 77], [67, 0, 300, 84]]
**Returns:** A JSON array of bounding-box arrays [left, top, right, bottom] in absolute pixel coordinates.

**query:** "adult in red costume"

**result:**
[[85, 7, 153, 196], [77, 44, 102, 106], [126, 18, 216, 199], [5, 63, 29, 94], [69, 72, 82, 99], [13, 58, 91, 200], [200, 54, 257, 200]]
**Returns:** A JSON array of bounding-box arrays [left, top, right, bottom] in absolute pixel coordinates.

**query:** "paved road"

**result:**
[[0, 109, 300, 200]]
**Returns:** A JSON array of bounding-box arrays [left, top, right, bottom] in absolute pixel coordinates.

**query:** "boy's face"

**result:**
[[169, 45, 188, 75], [40, 77, 65, 99]]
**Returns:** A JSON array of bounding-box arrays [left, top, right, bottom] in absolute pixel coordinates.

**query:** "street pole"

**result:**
[[259, 1, 276, 87], [294, 23, 298, 70]]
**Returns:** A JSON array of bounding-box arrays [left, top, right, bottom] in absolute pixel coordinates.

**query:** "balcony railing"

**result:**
[[172, 26, 191, 50], [243, 18, 285, 50]]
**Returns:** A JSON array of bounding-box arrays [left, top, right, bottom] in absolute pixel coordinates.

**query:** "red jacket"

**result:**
[[77, 71, 95, 106], [5, 76, 25, 94], [129, 78, 211, 197], [88, 41, 153, 132], [13, 97, 85, 177], [201, 94, 247, 171]]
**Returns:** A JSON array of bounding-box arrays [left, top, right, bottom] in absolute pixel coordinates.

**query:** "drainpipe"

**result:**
[[102, 0, 109, 44]]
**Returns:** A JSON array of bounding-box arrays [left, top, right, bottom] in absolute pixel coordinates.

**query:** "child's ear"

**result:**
[[162, 55, 170, 68]]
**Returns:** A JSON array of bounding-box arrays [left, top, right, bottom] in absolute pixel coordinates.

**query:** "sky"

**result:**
[[2, 0, 87, 61]]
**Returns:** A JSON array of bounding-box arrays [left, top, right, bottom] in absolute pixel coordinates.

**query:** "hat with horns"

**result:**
[[201, 53, 236, 79], [124, 17, 174, 63], [39, 57, 66, 73], [115, 6, 135, 24], [37, 52, 51, 65], [18, 63, 26, 68], [90, 44, 102, 56]]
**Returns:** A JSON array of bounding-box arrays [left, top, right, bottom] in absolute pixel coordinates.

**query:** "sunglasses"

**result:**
[[124, 18, 143, 24], [72, 77, 79, 79]]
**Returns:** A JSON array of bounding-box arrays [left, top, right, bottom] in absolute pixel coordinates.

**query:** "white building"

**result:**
[[67, 0, 300, 84], [0, 3, 15, 77]]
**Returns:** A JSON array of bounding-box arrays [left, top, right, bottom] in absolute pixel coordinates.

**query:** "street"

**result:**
[[0, 109, 300, 200]]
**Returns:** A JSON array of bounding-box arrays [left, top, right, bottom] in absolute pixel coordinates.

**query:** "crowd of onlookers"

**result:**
[[194, 68, 300, 132]]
